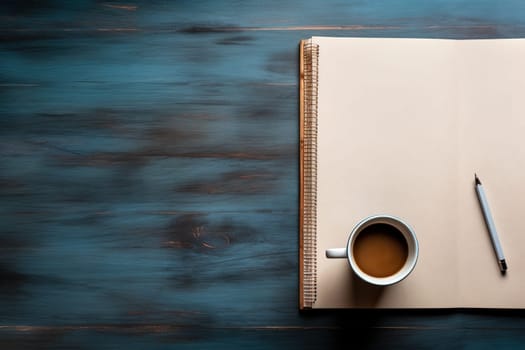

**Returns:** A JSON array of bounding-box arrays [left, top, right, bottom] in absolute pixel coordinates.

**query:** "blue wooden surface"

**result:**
[[2, 1, 525, 349]]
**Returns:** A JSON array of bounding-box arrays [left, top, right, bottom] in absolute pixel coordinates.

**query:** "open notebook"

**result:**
[[299, 37, 525, 309]]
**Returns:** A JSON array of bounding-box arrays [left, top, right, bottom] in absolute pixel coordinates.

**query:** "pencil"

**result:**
[[474, 174, 507, 273]]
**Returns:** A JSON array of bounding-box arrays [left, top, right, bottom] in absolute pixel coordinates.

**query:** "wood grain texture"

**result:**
[[2, 1, 525, 348]]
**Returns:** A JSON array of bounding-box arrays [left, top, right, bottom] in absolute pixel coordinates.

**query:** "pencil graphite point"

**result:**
[[475, 173, 481, 185]]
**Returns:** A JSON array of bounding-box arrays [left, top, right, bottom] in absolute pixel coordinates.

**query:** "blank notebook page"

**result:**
[[312, 37, 525, 308]]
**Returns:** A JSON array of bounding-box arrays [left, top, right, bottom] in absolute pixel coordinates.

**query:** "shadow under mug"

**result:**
[[325, 215, 419, 286]]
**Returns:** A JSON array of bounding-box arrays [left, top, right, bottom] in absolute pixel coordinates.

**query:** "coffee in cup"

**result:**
[[326, 215, 418, 286]]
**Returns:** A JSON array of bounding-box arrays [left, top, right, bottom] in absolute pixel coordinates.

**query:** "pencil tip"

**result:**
[[475, 173, 481, 185]]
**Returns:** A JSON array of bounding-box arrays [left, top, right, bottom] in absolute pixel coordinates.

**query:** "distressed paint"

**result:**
[[2, 1, 525, 348]]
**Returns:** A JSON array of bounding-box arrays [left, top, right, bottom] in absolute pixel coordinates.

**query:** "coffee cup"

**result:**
[[326, 215, 418, 286]]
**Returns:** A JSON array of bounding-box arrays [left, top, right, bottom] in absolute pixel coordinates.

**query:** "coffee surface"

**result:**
[[353, 223, 408, 278]]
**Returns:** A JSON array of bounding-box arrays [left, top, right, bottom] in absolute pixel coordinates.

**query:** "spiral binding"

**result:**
[[302, 40, 319, 308]]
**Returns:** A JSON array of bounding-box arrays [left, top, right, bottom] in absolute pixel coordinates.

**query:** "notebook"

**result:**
[[299, 37, 525, 309]]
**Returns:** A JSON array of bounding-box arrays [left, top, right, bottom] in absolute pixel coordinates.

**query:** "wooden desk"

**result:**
[[1, 1, 525, 348]]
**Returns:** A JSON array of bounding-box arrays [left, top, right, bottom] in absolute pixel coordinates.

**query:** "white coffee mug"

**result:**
[[326, 215, 418, 286]]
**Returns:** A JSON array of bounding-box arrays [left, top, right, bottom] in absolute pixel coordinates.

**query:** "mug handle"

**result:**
[[325, 248, 347, 258]]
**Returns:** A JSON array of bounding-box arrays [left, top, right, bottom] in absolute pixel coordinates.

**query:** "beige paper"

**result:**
[[310, 37, 525, 308]]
